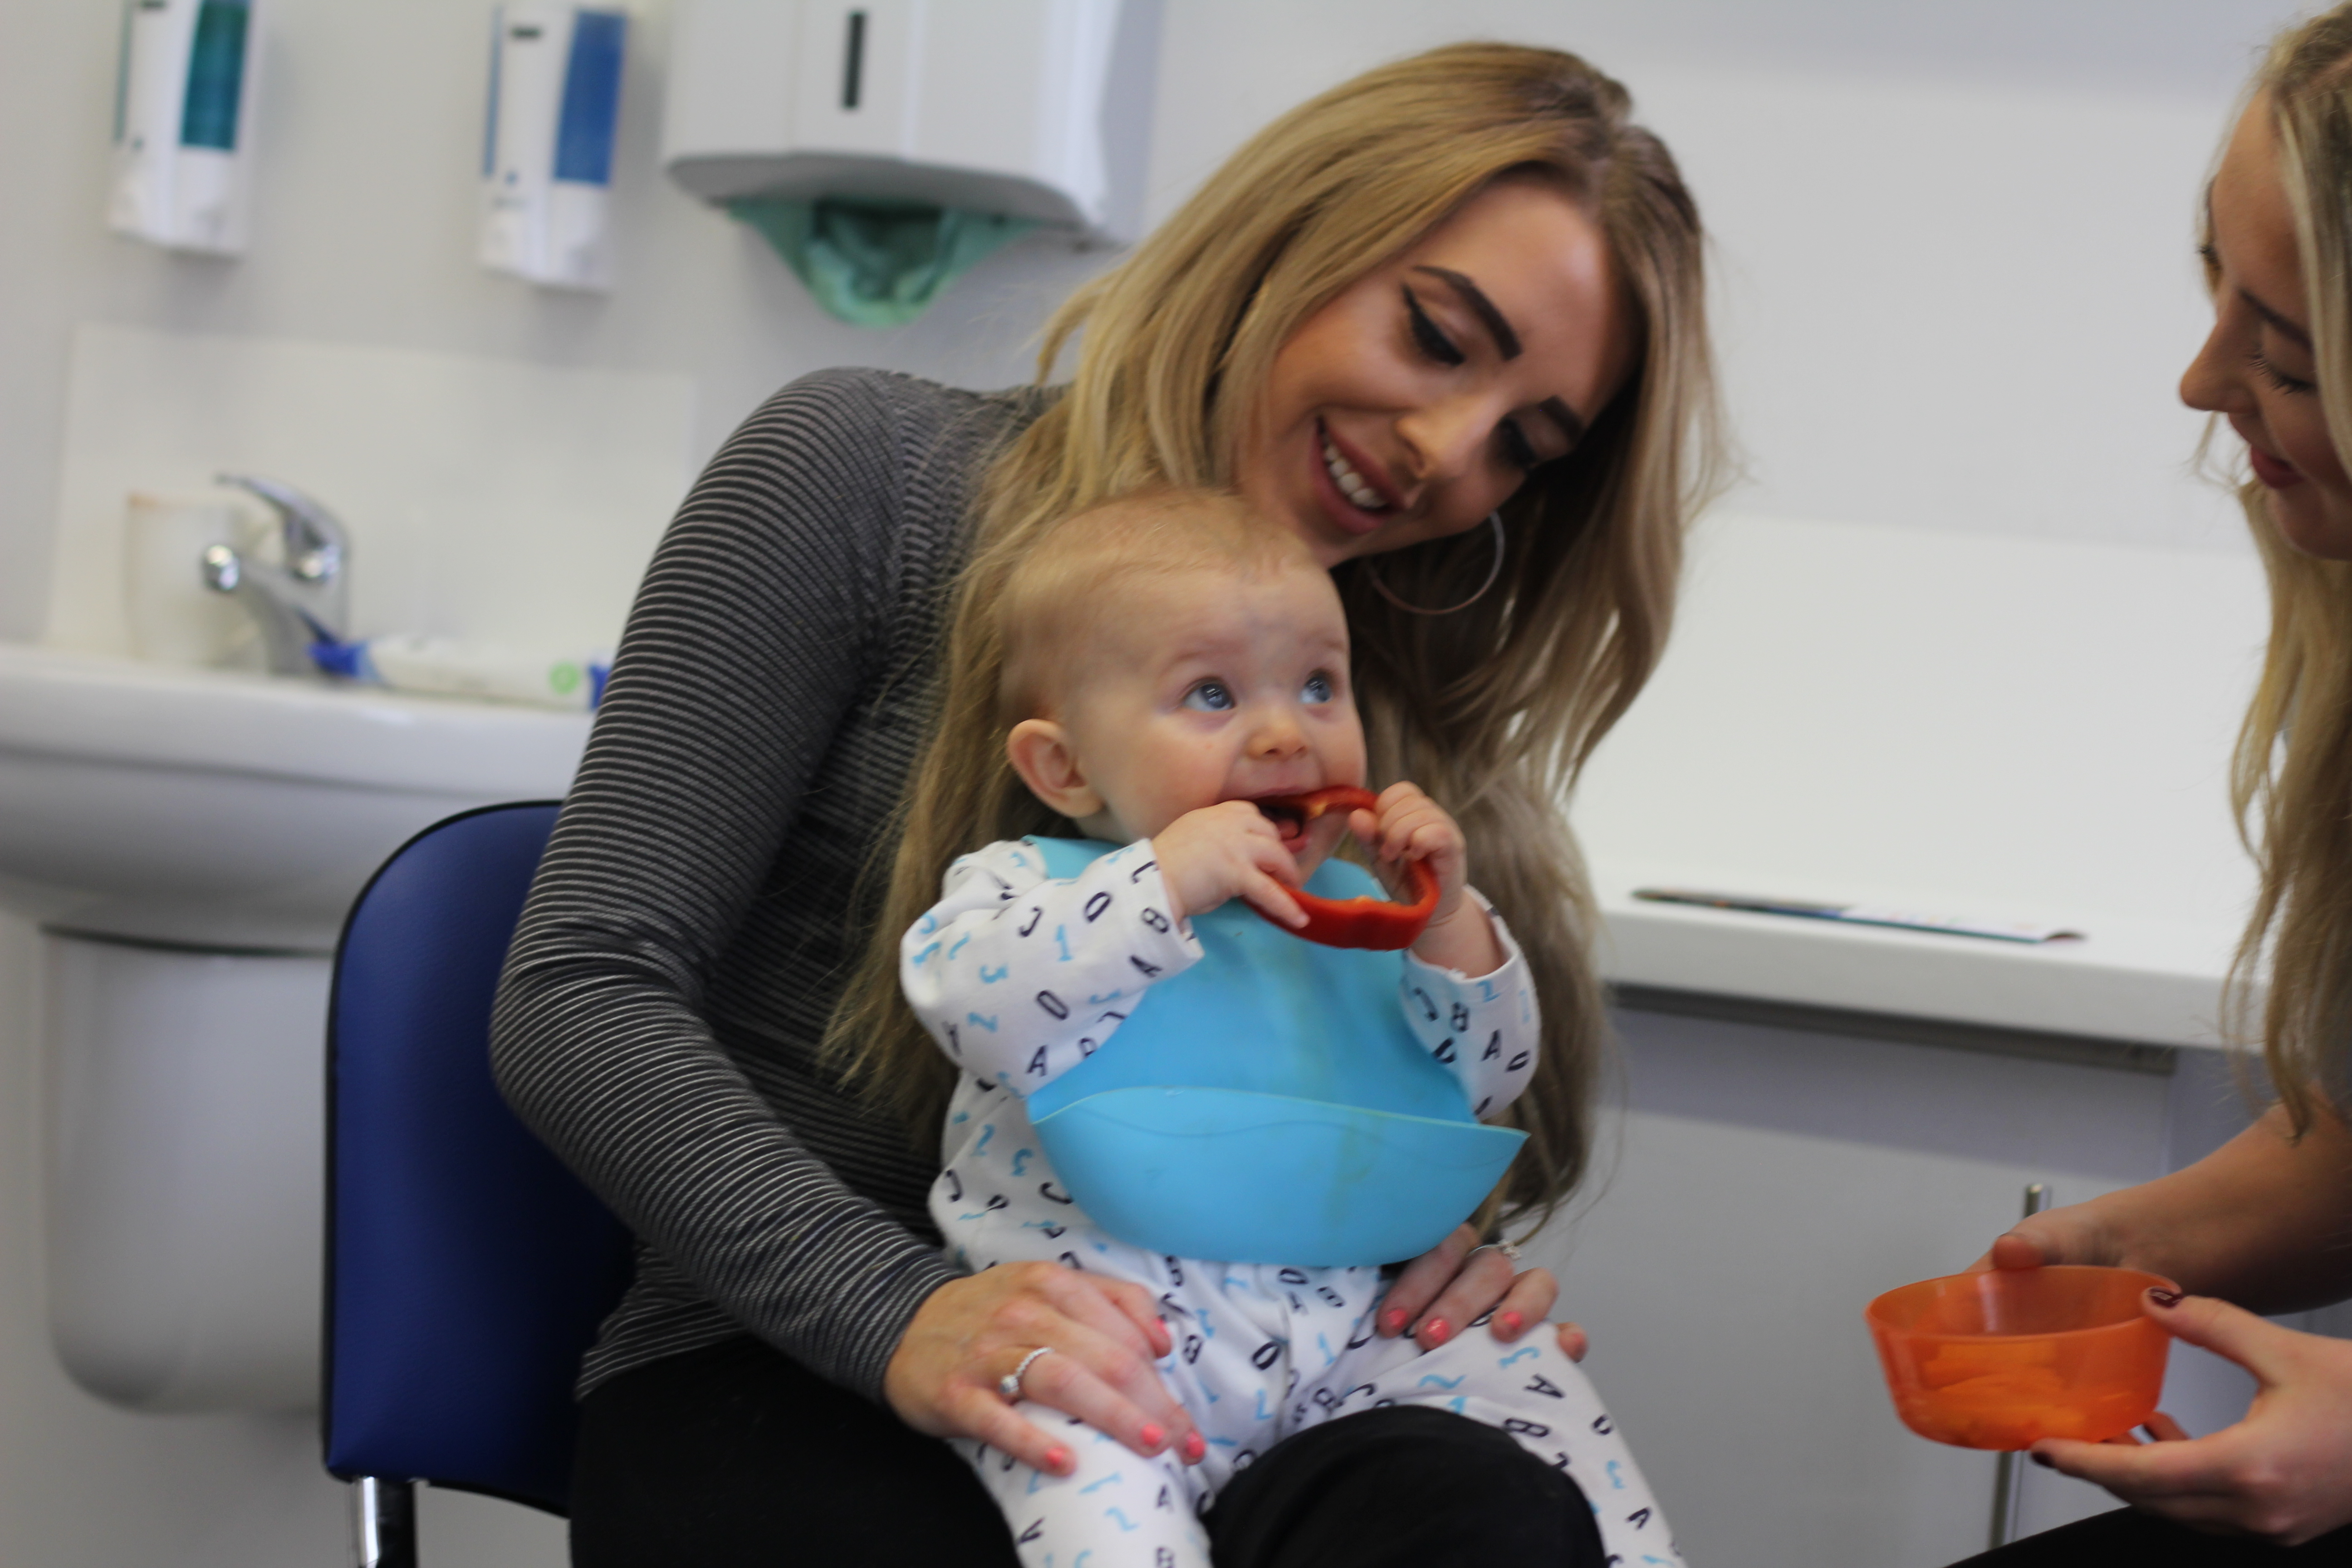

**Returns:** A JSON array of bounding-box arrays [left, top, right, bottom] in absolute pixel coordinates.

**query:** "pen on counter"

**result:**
[[1631, 888, 2084, 945]]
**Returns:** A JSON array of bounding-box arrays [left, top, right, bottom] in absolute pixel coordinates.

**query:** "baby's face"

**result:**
[[1054, 560, 1365, 849]]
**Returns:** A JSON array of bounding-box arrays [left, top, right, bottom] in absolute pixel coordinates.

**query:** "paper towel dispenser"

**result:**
[[661, 0, 1159, 247]]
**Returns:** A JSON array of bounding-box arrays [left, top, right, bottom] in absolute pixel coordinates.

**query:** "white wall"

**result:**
[[0, 1, 2317, 1561]]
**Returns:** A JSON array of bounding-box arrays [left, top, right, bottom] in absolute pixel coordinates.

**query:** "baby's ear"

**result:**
[[1006, 719, 1103, 821]]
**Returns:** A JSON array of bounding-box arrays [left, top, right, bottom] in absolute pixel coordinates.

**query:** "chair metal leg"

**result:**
[[353, 1476, 416, 1568]]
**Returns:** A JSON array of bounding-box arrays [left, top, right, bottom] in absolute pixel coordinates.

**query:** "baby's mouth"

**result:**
[[1254, 799, 1311, 852]]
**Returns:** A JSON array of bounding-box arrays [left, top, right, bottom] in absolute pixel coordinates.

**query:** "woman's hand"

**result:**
[[1376, 1222, 1571, 1352], [885, 1264, 1205, 1478], [1358, 784, 1503, 977], [2031, 1289, 2352, 1545], [1973, 1200, 2128, 1274]]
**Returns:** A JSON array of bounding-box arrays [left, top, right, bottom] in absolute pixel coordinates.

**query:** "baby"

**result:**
[[901, 490, 1680, 1568]]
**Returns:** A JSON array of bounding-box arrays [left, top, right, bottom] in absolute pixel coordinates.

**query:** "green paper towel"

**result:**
[[730, 196, 1035, 327]]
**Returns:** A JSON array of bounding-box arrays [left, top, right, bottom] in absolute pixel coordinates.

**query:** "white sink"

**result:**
[[0, 642, 592, 1412], [0, 642, 589, 950]]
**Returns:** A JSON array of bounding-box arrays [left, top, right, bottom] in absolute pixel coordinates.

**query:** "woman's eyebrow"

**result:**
[[2244, 288, 2313, 348], [1411, 265, 1521, 359], [1540, 396, 1586, 449], [2203, 188, 2314, 347]]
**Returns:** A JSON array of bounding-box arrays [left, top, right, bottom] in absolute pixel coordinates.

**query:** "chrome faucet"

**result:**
[[201, 475, 351, 676]]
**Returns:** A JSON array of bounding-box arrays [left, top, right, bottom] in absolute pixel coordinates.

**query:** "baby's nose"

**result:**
[[1249, 709, 1308, 756]]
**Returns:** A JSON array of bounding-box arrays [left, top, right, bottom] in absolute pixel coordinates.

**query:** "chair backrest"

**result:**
[[323, 801, 631, 1514]]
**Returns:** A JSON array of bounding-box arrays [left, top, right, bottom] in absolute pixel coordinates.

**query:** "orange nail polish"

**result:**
[[1423, 1318, 1450, 1344], [1382, 1308, 1409, 1334], [1184, 1431, 1207, 1462], [1140, 1423, 1166, 1449], [1045, 1446, 1071, 1473], [1495, 1310, 1523, 1338]]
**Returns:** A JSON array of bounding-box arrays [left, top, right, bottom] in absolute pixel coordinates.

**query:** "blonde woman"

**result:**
[[1955, 10, 2352, 1563], [493, 43, 1718, 1566]]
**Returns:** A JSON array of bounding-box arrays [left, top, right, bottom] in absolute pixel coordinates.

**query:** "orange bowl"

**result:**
[[1865, 1266, 2175, 1450]]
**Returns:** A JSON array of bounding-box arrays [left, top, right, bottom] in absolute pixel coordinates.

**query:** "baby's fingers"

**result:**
[[1240, 872, 1306, 929]]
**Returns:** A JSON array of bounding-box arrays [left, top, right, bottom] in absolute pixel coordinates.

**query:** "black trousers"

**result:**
[[569, 1335, 1606, 1567], [1955, 1507, 2352, 1564]]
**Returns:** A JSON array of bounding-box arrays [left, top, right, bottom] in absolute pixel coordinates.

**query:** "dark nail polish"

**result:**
[[2147, 1287, 2183, 1308], [2029, 1452, 2054, 1469]]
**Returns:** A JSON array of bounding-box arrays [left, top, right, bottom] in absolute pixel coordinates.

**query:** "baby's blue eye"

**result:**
[[1184, 681, 1235, 712], [1301, 672, 1335, 705]]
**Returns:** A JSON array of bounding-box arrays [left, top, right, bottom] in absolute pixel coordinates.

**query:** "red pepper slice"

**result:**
[[1252, 786, 1440, 950]]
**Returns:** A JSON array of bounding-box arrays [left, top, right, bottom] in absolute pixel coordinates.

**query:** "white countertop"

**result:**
[[1570, 514, 2270, 1050]]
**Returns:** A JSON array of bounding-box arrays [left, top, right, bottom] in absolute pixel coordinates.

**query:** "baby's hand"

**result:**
[[1362, 784, 1504, 977], [1152, 801, 1306, 929]]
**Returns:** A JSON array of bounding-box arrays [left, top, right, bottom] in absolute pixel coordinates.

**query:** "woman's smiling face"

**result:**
[[2182, 98, 2352, 559], [1236, 176, 1639, 568]]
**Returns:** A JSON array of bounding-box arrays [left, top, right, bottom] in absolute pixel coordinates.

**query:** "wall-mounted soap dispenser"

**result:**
[[662, 0, 1158, 323], [480, 5, 628, 291], [108, 0, 260, 255]]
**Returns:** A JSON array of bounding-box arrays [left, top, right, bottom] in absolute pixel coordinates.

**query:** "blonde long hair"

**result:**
[[2228, 8, 2352, 1134], [828, 42, 1725, 1230]]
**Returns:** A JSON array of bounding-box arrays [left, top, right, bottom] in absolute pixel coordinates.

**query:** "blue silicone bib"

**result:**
[[1022, 838, 1526, 1266]]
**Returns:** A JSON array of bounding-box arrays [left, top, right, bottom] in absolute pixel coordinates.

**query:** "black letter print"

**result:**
[[1026, 1046, 1049, 1077], [943, 1167, 963, 1200], [1278, 1267, 1308, 1284], [1450, 1001, 1470, 1031], [1017, 905, 1044, 937], [946, 1023, 962, 1058], [1250, 1340, 1281, 1371], [1412, 986, 1438, 1022], [1140, 907, 1170, 933], [1083, 891, 1112, 922], [1502, 1418, 1552, 1438], [1039, 1181, 1075, 1204], [1591, 1413, 1614, 1436], [1434, 1038, 1457, 1063], [1036, 990, 1069, 1020], [1129, 955, 1162, 978], [1528, 1373, 1564, 1398], [1482, 1031, 1502, 1060], [1508, 1051, 1531, 1072]]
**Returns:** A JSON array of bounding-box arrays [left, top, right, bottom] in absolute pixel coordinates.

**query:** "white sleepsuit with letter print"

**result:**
[[906, 838, 1684, 1568]]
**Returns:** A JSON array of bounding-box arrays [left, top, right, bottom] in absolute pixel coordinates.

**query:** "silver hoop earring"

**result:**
[[1363, 512, 1505, 616]]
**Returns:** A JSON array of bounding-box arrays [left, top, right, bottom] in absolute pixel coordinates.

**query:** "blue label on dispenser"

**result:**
[[553, 10, 625, 186], [179, 0, 250, 151], [482, 9, 503, 177]]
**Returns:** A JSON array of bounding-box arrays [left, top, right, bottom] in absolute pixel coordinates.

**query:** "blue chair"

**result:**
[[323, 801, 632, 1567]]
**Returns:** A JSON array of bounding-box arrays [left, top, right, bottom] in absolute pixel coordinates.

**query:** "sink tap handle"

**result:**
[[215, 474, 348, 587]]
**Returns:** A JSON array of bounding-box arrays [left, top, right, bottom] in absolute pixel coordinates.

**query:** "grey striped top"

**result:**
[[490, 368, 1045, 1401]]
